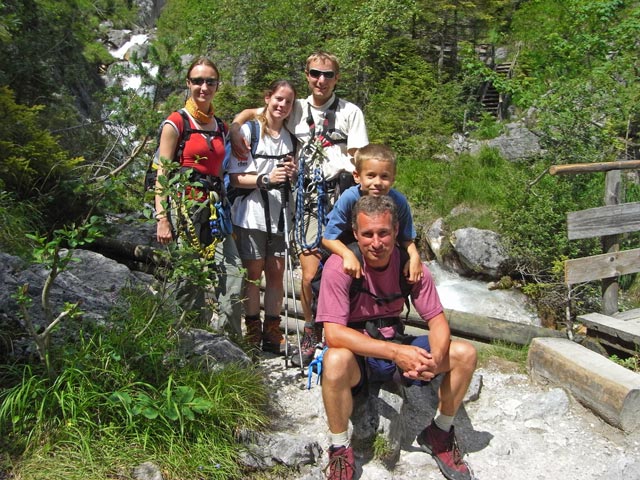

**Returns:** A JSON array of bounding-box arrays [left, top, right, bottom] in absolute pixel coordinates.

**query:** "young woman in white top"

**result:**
[[227, 80, 297, 353]]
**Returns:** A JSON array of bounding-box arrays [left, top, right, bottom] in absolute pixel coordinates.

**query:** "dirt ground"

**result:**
[[260, 345, 640, 480]]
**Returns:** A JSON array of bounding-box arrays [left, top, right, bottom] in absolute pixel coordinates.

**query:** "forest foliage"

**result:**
[[0, 0, 639, 303], [1, 0, 640, 477]]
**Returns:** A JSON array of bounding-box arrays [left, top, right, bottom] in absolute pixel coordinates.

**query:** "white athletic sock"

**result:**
[[330, 430, 350, 448], [433, 409, 455, 432]]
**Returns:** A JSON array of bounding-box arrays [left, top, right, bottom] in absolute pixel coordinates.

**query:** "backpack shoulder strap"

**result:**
[[346, 243, 412, 309], [289, 129, 298, 154], [249, 119, 260, 158], [324, 95, 340, 133], [215, 115, 228, 142], [397, 245, 412, 319], [175, 109, 193, 164], [347, 242, 365, 297], [398, 246, 411, 297], [177, 109, 193, 134]]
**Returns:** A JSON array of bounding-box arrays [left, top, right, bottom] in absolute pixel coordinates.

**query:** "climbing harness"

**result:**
[[294, 139, 330, 250], [176, 173, 231, 260], [294, 96, 347, 251]]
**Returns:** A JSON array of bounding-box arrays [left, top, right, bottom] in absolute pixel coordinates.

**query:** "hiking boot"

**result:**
[[262, 316, 288, 355], [290, 328, 317, 367], [244, 315, 262, 349], [324, 445, 355, 480], [416, 421, 472, 480], [291, 324, 323, 367]]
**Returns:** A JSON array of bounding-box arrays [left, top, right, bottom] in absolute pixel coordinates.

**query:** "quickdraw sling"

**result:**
[[175, 172, 231, 260], [294, 96, 343, 250], [294, 139, 329, 250]]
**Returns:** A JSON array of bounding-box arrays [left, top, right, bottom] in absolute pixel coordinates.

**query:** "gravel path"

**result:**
[[259, 350, 640, 480]]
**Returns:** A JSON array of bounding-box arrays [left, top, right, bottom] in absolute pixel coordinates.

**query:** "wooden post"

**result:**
[[602, 170, 621, 315]]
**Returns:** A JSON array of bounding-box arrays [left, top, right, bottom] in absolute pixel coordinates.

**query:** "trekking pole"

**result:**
[[280, 178, 304, 373]]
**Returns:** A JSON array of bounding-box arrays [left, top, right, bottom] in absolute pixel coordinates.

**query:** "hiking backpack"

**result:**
[[225, 119, 298, 202], [144, 109, 227, 192]]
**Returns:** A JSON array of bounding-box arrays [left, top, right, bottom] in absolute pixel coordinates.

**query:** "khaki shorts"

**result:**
[[234, 226, 286, 260]]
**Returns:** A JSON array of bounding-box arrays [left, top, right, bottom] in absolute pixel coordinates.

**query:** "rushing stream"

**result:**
[[426, 260, 540, 326]]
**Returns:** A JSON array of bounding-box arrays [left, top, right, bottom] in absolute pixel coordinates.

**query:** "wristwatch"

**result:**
[[258, 173, 270, 190]]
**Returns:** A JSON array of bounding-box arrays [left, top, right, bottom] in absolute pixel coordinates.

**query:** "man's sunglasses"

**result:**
[[308, 69, 336, 79], [189, 77, 220, 87]]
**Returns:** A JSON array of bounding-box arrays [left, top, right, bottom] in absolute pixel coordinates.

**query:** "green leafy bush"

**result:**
[[0, 287, 267, 479], [467, 113, 505, 140], [0, 190, 38, 257], [366, 54, 461, 158]]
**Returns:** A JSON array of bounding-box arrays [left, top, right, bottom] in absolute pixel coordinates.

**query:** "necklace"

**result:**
[[264, 125, 281, 138], [185, 97, 214, 124]]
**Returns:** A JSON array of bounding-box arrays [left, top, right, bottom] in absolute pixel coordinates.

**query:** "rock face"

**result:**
[[449, 121, 544, 162], [0, 250, 153, 326], [177, 328, 251, 370], [0, 249, 154, 358], [351, 381, 406, 466], [132, 0, 166, 28], [450, 227, 508, 279], [423, 223, 509, 280], [479, 122, 543, 161], [0, 248, 247, 374]]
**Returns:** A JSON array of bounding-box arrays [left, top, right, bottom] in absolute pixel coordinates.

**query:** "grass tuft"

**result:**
[[477, 340, 530, 372]]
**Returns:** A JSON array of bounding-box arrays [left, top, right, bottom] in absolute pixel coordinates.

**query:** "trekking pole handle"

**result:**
[[278, 177, 290, 204]]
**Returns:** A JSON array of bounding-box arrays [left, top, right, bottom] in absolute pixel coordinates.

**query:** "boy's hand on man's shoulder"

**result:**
[[342, 250, 362, 278]]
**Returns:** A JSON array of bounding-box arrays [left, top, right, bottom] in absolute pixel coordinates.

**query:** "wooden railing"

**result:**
[[550, 160, 640, 354]]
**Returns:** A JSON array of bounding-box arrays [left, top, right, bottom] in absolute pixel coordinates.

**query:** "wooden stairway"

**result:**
[[480, 62, 513, 118]]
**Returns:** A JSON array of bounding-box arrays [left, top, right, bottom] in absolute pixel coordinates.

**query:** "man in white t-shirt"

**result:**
[[230, 52, 368, 363]]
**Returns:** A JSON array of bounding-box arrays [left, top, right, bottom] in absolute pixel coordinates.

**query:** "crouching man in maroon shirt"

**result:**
[[315, 195, 477, 480]]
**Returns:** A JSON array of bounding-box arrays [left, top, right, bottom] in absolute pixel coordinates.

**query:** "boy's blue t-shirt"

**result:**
[[323, 185, 417, 242]]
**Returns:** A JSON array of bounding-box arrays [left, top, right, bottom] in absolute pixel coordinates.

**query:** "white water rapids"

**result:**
[[426, 261, 540, 326]]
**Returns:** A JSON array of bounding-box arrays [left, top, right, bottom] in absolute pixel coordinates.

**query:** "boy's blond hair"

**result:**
[[353, 144, 397, 174]]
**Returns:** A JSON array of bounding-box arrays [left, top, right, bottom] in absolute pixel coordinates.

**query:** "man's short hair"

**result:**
[[352, 195, 399, 232], [306, 51, 340, 75], [354, 144, 397, 174]]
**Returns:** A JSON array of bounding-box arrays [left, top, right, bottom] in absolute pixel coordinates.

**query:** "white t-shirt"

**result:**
[[287, 94, 368, 180], [227, 122, 295, 232]]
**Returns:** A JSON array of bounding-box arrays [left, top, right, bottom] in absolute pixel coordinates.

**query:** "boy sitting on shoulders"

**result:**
[[292, 144, 422, 366], [323, 143, 422, 281]]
